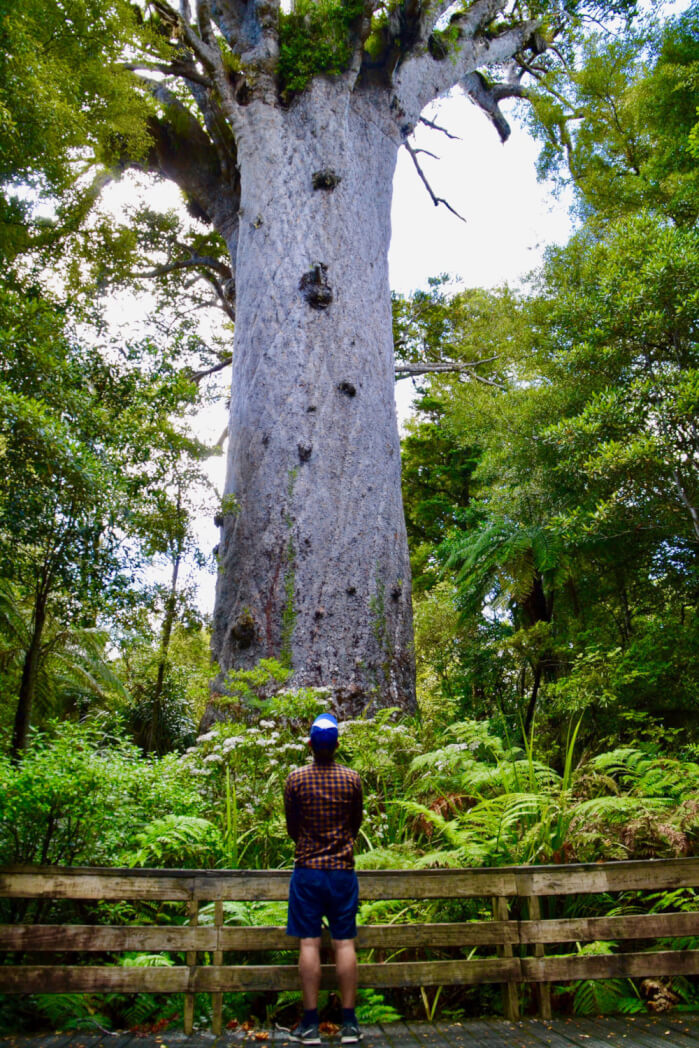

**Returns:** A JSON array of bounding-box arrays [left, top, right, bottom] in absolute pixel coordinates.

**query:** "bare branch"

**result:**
[[190, 356, 234, 383], [132, 253, 231, 281], [200, 269, 236, 322], [395, 357, 500, 380], [151, 0, 219, 70], [419, 116, 461, 140], [404, 141, 467, 223]]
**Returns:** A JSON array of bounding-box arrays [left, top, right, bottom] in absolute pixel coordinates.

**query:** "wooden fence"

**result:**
[[1, 859, 699, 1034]]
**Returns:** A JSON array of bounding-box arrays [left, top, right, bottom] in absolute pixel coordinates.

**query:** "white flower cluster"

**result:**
[[222, 736, 245, 752]]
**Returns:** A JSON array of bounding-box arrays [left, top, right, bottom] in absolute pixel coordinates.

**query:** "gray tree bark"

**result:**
[[128, 0, 542, 723], [209, 80, 415, 718]]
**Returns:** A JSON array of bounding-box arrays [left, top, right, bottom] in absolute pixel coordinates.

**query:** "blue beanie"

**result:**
[[310, 713, 339, 749]]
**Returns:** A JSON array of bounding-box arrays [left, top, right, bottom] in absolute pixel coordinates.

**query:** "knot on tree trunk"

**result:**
[[312, 169, 342, 190], [299, 263, 333, 310]]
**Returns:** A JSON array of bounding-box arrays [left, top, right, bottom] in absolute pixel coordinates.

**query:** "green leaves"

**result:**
[[528, 8, 699, 227], [277, 0, 364, 98]]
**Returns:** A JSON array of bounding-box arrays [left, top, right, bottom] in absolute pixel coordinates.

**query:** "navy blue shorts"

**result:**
[[286, 867, 359, 940]]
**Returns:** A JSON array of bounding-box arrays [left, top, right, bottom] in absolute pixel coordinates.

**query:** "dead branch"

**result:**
[[419, 116, 461, 140], [395, 359, 503, 388], [404, 141, 467, 223]]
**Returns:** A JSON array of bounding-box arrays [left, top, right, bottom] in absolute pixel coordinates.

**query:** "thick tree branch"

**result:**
[[462, 71, 529, 142], [131, 80, 240, 259], [210, 0, 244, 48], [122, 59, 213, 87], [392, 11, 540, 128]]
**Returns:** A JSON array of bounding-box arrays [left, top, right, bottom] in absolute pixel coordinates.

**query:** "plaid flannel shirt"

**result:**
[[284, 760, 363, 869]]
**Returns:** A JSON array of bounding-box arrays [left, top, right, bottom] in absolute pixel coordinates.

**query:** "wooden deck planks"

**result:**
[[1, 1017, 699, 1048]]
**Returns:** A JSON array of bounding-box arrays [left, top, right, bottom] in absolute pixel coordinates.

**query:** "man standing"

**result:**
[[284, 713, 363, 1045]]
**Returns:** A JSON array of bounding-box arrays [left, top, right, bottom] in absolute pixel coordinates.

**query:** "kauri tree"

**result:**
[[5, 0, 634, 719]]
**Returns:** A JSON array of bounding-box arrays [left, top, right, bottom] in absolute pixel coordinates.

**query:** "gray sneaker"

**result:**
[[341, 1021, 363, 1044], [290, 1021, 321, 1045]]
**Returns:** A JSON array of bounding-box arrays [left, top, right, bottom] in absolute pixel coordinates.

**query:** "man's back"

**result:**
[[284, 761, 362, 869]]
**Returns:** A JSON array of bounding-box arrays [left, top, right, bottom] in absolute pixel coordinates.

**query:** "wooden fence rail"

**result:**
[[1, 859, 699, 1035]]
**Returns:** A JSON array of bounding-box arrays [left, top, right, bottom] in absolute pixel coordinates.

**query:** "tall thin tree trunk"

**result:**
[[148, 550, 181, 754], [523, 663, 542, 739], [11, 594, 48, 760]]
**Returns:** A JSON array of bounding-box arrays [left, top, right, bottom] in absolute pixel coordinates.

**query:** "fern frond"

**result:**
[[120, 953, 175, 967]]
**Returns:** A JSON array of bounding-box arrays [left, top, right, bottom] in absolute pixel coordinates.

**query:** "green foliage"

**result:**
[[0, 720, 205, 867], [355, 989, 402, 1023], [124, 814, 225, 868], [220, 657, 294, 709], [572, 954, 643, 1015], [529, 8, 699, 226], [0, 0, 151, 259], [277, 0, 364, 98]]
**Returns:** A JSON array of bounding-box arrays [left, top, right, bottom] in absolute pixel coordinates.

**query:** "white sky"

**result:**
[[388, 93, 572, 423]]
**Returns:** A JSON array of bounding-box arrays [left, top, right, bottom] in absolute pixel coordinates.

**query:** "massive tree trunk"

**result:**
[[210, 81, 415, 718], [127, 0, 542, 723]]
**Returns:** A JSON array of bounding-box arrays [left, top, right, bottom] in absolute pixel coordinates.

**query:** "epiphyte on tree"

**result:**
[[337, 380, 356, 397], [298, 442, 312, 462], [299, 263, 333, 309], [312, 169, 342, 190]]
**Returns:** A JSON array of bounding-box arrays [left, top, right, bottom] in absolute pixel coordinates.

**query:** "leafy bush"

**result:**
[[0, 719, 205, 867]]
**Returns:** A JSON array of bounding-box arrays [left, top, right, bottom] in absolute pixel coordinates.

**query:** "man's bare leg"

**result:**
[[298, 937, 322, 1009], [332, 938, 358, 1008]]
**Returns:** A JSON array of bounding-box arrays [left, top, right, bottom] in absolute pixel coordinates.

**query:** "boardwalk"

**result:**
[[2, 1016, 699, 1048]]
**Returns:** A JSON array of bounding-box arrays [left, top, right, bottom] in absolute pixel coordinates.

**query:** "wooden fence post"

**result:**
[[212, 899, 224, 1035], [184, 897, 199, 1035], [492, 896, 519, 1021], [526, 895, 551, 1020]]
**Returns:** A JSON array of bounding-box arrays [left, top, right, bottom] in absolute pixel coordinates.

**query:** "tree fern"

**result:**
[[32, 993, 113, 1032], [571, 941, 643, 1016]]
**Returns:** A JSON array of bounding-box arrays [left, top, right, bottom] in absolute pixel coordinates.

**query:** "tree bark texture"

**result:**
[[127, 0, 545, 722], [210, 82, 415, 718]]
